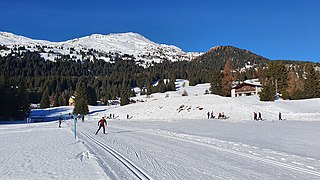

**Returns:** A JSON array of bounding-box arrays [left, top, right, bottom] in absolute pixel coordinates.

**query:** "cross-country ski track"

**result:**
[[74, 121, 320, 180], [82, 132, 153, 180]]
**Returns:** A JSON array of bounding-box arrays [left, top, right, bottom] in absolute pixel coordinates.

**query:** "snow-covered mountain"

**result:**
[[0, 32, 201, 67]]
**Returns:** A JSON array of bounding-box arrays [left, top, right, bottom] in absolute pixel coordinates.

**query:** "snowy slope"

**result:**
[[32, 80, 320, 122], [84, 80, 320, 122], [0, 32, 202, 66], [1, 81, 320, 179]]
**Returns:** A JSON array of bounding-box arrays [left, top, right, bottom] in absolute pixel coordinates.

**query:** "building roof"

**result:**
[[232, 79, 262, 89]]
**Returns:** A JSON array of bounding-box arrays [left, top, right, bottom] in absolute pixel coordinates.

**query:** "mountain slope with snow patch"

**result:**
[[0, 32, 202, 66]]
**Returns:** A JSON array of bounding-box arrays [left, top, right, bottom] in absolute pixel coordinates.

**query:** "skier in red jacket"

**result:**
[[95, 117, 107, 135]]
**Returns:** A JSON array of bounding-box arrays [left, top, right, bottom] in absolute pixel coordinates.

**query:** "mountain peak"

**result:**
[[0, 31, 32, 42], [86, 32, 151, 43], [0, 31, 198, 66], [194, 45, 269, 69]]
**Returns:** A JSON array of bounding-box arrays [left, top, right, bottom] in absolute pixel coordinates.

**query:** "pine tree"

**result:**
[[52, 93, 59, 107], [87, 86, 97, 105], [210, 71, 222, 95], [120, 82, 130, 106], [316, 73, 320, 98], [120, 79, 130, 106], [146, 79, 152, 96], [158, 79, 166, 93], [221, 59, 234, 96], [16, 81, 30, 117], [0, 77, 7, 118], [74, 97, 89, 115], [287, 68, 304, 99], [40, 90, 50, 109], [182, 89, 188, 96], [266, 61, 288, 97], [259, 83, 276, 101], [76, 81, 87, 100], [304, 63, 317, 98], [74, 81, 89, 115]]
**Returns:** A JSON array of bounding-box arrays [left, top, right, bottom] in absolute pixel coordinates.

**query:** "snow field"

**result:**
[[1, 81, 320, 179], [0, 122, 109, 180]]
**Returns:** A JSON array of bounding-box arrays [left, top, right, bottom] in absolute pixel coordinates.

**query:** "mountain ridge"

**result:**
[[0, 31, 201, 67]]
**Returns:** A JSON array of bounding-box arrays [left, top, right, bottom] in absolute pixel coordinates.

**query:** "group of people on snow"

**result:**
[[107, 113, 116, 119], [253, 112, 284, 121], [253, 112, 263, 121], [207, 112, 227, 119], [207, 111, 215, 119], [206, 111, 284, 121]]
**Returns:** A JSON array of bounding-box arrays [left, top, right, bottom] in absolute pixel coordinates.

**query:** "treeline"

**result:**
[[259, 61, 320, 101], [0, 50, 219, 118], [0, 77, 29, 119], [1, 49, 319, 119]]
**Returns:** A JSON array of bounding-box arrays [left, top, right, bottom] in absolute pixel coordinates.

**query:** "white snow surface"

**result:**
[[1, 81, 320, 179]]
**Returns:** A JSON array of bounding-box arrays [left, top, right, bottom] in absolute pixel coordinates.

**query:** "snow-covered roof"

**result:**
[[243, 79, 262, 86], [233, 79, 262, 89]]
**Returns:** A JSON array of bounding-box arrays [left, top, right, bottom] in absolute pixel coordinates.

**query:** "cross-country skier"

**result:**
[[95, 117, 107, 135]]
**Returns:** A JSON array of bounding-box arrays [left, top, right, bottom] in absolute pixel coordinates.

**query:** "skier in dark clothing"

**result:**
[[253, 112, 257, 121], [95, 117, 107, 135], [279, 112, 282, 120], [210, 111, 215, 119], [58, 116, 63, 128], [207, 112, 210, 119], [258, 112, 262, 120]]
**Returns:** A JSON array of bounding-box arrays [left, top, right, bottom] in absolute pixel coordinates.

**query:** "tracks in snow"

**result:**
[[81, 132, 153, 180], [145, 129, 320, 178], [110, 125, 320, 178]]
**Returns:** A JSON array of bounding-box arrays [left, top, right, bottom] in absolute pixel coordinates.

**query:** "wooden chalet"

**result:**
[[231, 79, 262, 97]]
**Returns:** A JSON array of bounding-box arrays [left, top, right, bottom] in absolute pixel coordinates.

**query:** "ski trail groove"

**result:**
[[82, 132, 153, 180], [139, 129, 320, 178]]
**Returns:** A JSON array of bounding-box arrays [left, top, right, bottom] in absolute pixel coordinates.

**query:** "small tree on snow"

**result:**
[[182, 90, 188, 96]]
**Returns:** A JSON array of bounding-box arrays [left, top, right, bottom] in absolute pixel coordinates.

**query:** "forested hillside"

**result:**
[[1, 46, 319, 119], [193, 46, 269, 69]]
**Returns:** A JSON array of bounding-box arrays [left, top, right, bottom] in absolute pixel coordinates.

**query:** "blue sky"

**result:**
[[1, 0, 319, 62]]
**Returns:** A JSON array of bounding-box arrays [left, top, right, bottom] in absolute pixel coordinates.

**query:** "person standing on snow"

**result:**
[[279, 112, 282, 120], [58, 116, 63, 128], [95, 117, 107, 135], [258, 112, 262, 120], [211, 111, 215, 119], [253, 112, 257, 121]]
